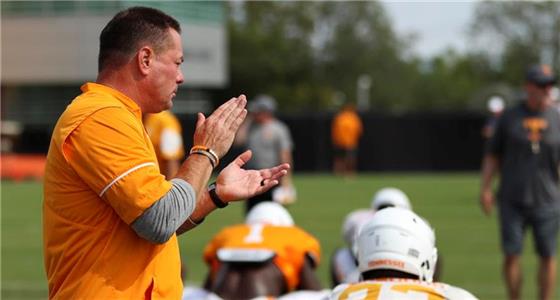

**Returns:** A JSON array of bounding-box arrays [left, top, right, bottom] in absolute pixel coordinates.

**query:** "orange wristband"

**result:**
[[189, 146, 219, 168]]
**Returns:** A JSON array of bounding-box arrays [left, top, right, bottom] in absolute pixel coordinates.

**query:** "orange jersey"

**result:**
[[43, 83, 180, 299], [204, 224, 321, 291], [144, 110, 185, 167], [332, 109, 363, 149], [329, 279, 478, 300]]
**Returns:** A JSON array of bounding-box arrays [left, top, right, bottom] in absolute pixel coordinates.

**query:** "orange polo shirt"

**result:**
[[144, 111, 185, 170], [332, 109, 363, 149], [43, 83, 180, 299], [203, 224, 321, 291]]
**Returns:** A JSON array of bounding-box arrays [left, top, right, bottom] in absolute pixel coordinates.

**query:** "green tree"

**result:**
[[224, 1, 417, 112], [409, 49, 504, 111], [469, 1, 560, 82], [316, 1, 417, 111], [225, 1, 558, 112], [225, 1, 319, 110]]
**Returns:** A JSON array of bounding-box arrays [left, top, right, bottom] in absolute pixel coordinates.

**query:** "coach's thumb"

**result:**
[[233, 150, 252, 167], [196, 113, 206, 129]]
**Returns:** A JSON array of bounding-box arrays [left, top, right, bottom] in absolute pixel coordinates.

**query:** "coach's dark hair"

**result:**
[[98, 6, 181, 72]]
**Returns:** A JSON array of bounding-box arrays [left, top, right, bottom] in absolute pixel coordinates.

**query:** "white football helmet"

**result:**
[[341, 209, 375, 250], [356, 207, 438, 282], [245, 202, 294, 226], [371, 187, 411, 211]]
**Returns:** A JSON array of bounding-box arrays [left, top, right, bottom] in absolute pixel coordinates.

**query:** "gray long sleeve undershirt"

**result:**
[[131, 178, 196, 244]]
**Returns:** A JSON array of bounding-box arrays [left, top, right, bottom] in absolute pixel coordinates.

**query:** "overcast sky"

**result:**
[[382, 1, 476, 58]]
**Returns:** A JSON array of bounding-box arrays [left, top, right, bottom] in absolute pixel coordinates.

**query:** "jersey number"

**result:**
[[243, 224, 264, 243], [338, 282, 442, 300]]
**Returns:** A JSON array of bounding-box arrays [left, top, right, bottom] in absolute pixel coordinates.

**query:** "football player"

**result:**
[[370, 187, 412, 211], [203, 202, 322, 299], [330, 187, 412, 286], [328, 207, 478, 300]]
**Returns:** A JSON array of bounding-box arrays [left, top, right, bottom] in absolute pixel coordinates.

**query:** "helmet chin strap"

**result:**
[[420, 259, 433, 282]]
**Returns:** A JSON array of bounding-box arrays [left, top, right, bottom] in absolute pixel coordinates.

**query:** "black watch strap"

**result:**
[[208, 182, 228, 208]]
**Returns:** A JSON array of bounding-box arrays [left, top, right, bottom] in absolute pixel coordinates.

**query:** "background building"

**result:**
[[1, 1, 226, 152]]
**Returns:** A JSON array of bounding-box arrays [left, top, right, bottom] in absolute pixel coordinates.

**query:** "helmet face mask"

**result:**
[[371, 187, 412, 211], [357, 207, 438, 282]]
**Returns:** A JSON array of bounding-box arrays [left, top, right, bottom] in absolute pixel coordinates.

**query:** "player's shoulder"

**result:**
[[284, 225, 320, 243], [437, 282, 479, 300], [329, 279, 433, 300], [333, 247, 353, 259], [329, 282, 351, 298], [329, 281, 390, 300], [182, 286, 223, 300], [329, 278, 478, 300], [263, 226, 320, 259], [276, 289, 331, 300]]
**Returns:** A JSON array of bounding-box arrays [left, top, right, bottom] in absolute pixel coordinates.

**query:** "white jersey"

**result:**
[[182, 286, 222, 300], [332, 247, 361, 284], [329, 279, 478, 300], [276, 289, 331, 300]]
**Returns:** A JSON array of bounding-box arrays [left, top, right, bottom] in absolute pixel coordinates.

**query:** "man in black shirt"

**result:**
[[480, 64, 560, 300]]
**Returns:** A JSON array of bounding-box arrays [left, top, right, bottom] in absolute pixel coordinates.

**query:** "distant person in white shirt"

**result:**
[[236, 95, 296, 214]]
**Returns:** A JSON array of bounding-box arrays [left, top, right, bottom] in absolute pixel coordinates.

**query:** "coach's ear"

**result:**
[[137, 46, 155, 75]]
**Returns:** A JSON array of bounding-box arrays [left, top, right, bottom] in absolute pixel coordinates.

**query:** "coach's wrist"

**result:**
[[189, 146, 219, 169], [208, 182, 228, 208]]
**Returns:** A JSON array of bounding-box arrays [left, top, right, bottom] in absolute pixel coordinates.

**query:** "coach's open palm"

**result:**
[[193, 95, 247, 158], [216, 150, 290, 202]]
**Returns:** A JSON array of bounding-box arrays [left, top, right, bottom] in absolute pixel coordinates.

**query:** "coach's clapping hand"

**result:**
[[215, 150, 290, 202], [193, 95, 248, 158]]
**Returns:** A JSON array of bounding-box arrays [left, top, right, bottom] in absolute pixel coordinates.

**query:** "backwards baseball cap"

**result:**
[[249, 94, 277, 113], [525, 64, 557, 86]]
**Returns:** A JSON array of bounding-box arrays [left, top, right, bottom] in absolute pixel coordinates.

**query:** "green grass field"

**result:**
[[1, 174, 558, 299]]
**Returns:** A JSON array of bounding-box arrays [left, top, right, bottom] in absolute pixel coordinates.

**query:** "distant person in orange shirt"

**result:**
[[144, 110, 185, 179], [331, 104, 363, 176], [42, 7, 289, 299], [203, 202, 322, 299]]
